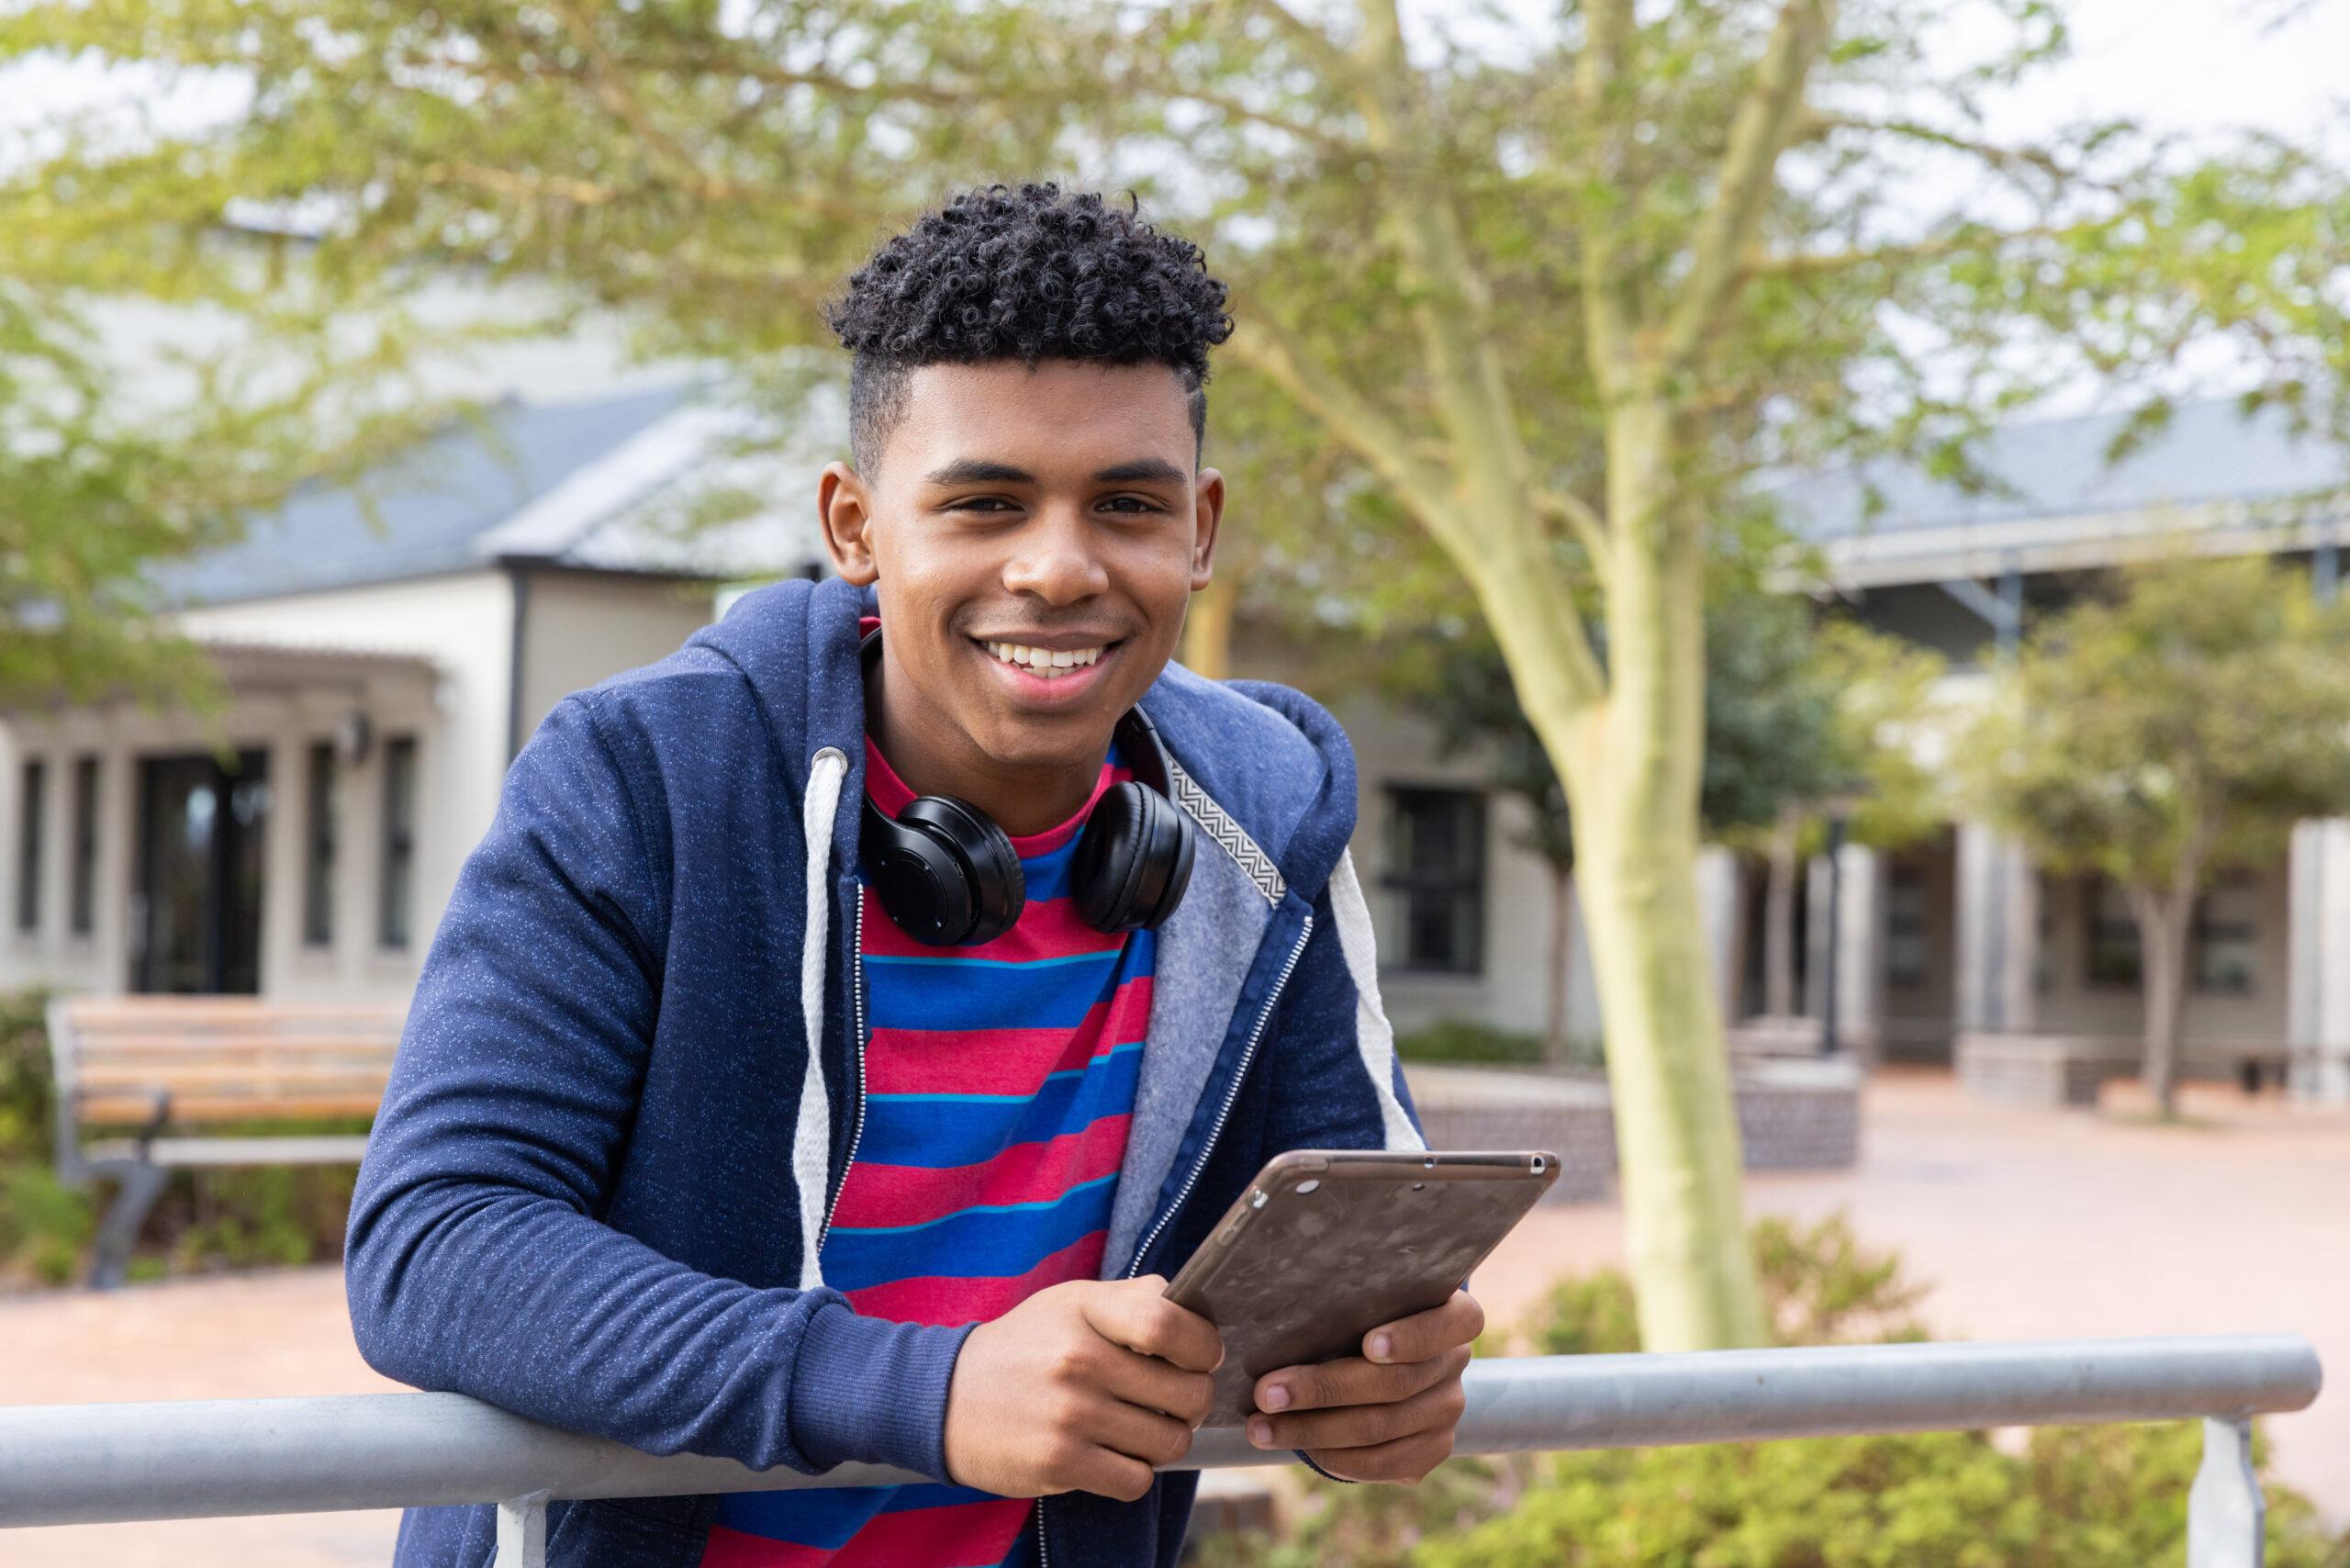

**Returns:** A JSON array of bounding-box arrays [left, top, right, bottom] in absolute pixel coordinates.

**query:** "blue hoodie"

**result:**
[[344, 574, 1424, 1568]]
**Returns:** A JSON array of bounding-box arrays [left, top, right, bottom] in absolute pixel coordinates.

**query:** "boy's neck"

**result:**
[[865, 659, 1103, 838]]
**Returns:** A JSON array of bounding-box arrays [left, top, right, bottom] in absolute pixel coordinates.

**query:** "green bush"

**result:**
[[0, 1163, 93, 1285], [0, 987, 56, 1162], [1198, 1215, 2345, 1568], [1393, 1019, 1552, 1067]]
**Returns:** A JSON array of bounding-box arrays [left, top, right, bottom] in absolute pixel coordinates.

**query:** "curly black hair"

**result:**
[[826, 183, 1234, 474]]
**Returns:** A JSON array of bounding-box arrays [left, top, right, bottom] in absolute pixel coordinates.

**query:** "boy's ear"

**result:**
[[1192, 467, 1225, 590], [819, 461, 879, 585]]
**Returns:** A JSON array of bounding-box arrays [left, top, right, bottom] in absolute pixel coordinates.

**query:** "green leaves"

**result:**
[[1961, 552, 2350, 889]]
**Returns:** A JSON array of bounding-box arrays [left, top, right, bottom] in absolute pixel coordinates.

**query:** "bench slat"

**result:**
[[79, 1092, 387, 1125], [82, 1135, 373, 1167]]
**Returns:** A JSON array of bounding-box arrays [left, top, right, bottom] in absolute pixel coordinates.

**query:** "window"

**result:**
[[2085, 876, 2140, 989], [378, 736, 417, 949], [16, 759, 44, 934], [303, 742, 337, 947], [2192, 871, 2258, 996], [1884, 863, 1929, 990], [1382, 787, 1485, 974], [69, 756, 99, 936]]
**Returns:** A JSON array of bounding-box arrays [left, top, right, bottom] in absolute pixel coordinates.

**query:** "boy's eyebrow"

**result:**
[[1093, 458, 1189, 486], [923, 458, 1035, 487]]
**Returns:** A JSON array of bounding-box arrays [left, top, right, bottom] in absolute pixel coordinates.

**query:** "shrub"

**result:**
[[1199, 1215, 2344, 1568], [1393, 1020, 1552, 1068]]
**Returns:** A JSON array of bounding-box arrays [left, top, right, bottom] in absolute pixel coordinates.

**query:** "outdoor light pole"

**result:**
[[1820, 810, 1848, 1058]]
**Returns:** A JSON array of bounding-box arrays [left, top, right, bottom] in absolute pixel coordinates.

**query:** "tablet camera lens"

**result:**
[[1531, 1156, 1547, 1174]]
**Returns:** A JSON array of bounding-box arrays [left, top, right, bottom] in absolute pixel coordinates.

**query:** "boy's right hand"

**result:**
[[942, 1275, 1223, 1502]]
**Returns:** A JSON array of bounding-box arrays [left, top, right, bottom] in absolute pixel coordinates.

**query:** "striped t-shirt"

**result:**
[[699, 737, 1152, 1568]]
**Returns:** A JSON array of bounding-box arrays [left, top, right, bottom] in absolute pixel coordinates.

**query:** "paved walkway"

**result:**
[[2, 1071, 2343, 1563]]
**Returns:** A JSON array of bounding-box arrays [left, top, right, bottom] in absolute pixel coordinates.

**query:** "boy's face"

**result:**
[[820, 360, 1222, 778]]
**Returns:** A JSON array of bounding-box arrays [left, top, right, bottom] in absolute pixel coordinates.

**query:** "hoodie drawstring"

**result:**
[[792, 746, 850, 1289]]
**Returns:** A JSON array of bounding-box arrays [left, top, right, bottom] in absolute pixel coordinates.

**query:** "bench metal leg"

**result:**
[[88, 1160, 171, 1291]]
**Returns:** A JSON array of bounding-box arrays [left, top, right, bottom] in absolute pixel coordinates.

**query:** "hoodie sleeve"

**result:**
[[1261, 850, 1427, 1158], [342, 695, 968, 1482]]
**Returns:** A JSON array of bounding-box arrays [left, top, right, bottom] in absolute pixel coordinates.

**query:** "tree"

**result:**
[[1959, 554, 2350, 1118], [1716, 612, 1949, 1025], [10, 0, 2348, 1348], [1374, 587, 1944, 1057]]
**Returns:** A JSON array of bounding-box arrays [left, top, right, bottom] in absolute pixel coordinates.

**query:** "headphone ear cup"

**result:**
[[1073, 782, 1196, 934], [867, 795, 1024, 946]]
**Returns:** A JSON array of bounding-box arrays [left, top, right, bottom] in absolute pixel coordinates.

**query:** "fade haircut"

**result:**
[[825, 183, 1234, 476]]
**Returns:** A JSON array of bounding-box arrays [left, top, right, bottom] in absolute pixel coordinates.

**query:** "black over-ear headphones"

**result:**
[[856, 627, 1196, 946]]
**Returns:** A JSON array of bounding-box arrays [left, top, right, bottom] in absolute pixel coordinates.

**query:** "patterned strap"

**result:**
[[1166, 758, 1287, 906]]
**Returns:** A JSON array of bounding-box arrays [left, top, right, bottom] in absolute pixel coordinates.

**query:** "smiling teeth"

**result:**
[[985, 642, 1105, 678]]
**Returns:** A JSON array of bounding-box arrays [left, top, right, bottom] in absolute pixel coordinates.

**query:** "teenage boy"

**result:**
[[345, 183, 1480, 1568]]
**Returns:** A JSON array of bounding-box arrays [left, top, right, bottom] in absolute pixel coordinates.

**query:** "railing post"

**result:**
[[496, 1490, 551, 1568], [2188, 1417, 2264, 1568]]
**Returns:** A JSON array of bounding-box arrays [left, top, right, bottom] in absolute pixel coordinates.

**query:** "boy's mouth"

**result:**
[[980, 640, 1110, 679]]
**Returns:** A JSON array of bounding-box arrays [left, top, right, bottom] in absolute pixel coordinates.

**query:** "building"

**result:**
[[6, 383, 2344, 1104], [1733, 396, 2350, 1103], [0, 384, 817, 1005]]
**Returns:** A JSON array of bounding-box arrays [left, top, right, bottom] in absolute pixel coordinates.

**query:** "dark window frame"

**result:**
[[303, 741, 338, 947], [378, 735, 418, 950], [2083, 874, 2142, 990], [1380, 785, 1487, 976], [16, 758, 45, 934], [1883, 861, 1930, 991], [2190, 869, 2259, 997], [69, 755, 100, 937]]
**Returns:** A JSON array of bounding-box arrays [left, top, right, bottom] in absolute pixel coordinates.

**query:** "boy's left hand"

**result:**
[[1243, 1290, 1483, 1482]]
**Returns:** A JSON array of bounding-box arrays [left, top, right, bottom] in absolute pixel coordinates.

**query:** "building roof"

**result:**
[[1768, 398, 2350, 588], [157, 383, 828, 607]]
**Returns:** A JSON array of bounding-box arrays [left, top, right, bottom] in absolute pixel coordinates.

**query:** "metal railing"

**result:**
[[0, 1336, 2322, 1568]]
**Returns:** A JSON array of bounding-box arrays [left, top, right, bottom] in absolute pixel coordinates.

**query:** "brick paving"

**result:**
[[2, 1070, 2343, 1563]]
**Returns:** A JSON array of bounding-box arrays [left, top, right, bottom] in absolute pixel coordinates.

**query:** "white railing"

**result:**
[[0, 1336, 2322, 1568]]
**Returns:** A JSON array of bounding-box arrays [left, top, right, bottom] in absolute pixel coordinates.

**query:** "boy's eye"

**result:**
[[1101, 496, 1160, 513]]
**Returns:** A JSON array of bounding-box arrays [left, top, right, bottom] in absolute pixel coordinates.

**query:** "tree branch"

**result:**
[[1814, 115, 2120, 196], [1538, 486, 1613, 572], [1659, 0, 1835, 371], [1740, 221, 2076, 283], [1225, 0, 1360, 85], [1224, 314, 1458, 543], [1574, 0, 1639, 394]]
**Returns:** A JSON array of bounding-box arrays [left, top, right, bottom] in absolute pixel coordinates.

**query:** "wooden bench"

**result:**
[[47, 997, 404, 1287]]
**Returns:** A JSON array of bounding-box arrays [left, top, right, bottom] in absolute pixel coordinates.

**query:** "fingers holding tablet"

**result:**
[[1243, 1288, 1480, 1475]]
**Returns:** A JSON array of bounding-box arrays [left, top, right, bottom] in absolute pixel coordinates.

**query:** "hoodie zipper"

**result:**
[[1034, 913, 1308, 1568], [1124, 913, 1314, 1282], [817, 887, 869, 1251]]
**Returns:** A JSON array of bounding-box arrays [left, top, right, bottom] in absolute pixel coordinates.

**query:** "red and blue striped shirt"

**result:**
[[699, 737, 1151, 1568]]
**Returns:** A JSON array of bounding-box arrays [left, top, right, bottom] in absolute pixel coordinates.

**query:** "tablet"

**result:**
[[1163, 1148, 1558, 1426]]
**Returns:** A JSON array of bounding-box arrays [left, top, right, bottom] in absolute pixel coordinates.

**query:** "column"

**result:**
[[1956, 821, 2038, 1036], [1695, 846, 1742, 1026], [1802, 845, 1885, 1058], [2288, 818, 2350, 1103]]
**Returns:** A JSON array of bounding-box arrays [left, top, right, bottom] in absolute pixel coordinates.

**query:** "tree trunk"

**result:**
[[2128, 876, 2197, 1120], [1546, 860, 1574, 1064], [1762, 807, 1802, 1018], [1546, 392, 1765, 1351], [1182, 571, 1238, 681]]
